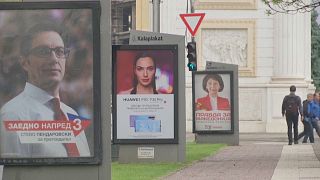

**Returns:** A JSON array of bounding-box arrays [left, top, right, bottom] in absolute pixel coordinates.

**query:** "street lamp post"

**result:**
[[152, 0, 160, 32]]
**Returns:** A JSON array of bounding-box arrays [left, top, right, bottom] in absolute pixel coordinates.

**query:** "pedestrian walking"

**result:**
[[308, 92, 320, 141], [282, 85, 302, 145], [298, 93, 314, 143]]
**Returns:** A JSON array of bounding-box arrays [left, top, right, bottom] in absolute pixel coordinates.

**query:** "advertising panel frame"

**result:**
[[192, 70, 234, 134], [112, 44, 179, 144], [0, 1, 102, 165]]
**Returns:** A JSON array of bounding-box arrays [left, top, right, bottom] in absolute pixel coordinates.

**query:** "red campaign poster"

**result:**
[[0, 2, 101, 165], [193, 71, 233, 133]]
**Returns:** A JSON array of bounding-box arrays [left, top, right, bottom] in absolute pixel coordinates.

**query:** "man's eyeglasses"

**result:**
[[27, 46, 70, 59]]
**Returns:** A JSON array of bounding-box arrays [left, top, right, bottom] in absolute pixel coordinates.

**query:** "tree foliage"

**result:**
[[262, 0, 320, 14], [311, 10, 320, 89]]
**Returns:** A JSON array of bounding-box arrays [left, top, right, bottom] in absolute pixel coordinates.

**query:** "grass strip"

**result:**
[[112, 142, 226, 180]]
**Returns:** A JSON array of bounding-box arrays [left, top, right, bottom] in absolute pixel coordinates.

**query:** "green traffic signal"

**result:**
[[187, 62, 197, 71], [186, 41, 197, 71]]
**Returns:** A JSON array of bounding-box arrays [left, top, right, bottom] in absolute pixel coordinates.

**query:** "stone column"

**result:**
[[266, 11, 314, 133], [272, 12, 311, 84]]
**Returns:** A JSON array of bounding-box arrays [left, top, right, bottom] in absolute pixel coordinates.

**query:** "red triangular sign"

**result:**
[[180, 13, 205, 37]]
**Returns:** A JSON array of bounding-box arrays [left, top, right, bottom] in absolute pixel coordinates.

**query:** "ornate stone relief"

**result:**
[[202, 29, 248, 67], [197, 19, 256, 76]]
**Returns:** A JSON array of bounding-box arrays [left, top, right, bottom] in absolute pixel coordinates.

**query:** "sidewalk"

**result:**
[[163, 133, 320, 180]]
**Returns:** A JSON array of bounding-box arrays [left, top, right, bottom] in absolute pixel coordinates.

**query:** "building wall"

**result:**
[[194, 0, 273, 132], [136, 0, 315, 133]]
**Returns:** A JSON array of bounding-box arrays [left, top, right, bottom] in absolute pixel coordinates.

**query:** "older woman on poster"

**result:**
[[196, 74, 230, 111], [119, 53, 158, 94]]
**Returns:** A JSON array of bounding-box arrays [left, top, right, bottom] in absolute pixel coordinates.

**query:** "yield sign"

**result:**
[[180, 13, 205, 37]]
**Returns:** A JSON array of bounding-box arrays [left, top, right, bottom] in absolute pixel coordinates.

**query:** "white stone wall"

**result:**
[[160, 0, 187, 35], [156, 0, 314, 133]]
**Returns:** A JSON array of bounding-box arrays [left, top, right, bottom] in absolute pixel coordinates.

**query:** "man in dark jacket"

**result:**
[[282, 85, 302, 145], [298, 93, 314, 143]]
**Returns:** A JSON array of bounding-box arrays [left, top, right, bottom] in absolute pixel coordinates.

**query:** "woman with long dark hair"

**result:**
[[119, 52, 158, 94]]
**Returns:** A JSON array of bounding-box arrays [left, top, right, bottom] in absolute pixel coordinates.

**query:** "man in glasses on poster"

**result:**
[[0, 23, 90, 158]]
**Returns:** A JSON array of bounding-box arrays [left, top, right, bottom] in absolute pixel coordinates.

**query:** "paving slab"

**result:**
[[272, 144, 320, 180], [163, 143, 283, 180], [165, 133, 320, 180]]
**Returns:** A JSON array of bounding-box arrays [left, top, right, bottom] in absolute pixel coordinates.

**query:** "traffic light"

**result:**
[[186, 41, 197, 71]]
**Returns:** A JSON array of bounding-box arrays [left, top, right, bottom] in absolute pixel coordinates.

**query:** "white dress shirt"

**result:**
[[209, 96, 218, 110], [0, 83, 90, 158]]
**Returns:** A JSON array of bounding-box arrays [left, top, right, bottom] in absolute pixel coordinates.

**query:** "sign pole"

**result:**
[[152, 0, 160, 32]]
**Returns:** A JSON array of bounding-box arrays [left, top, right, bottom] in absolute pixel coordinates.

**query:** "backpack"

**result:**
[[285, 96, 298, 114]]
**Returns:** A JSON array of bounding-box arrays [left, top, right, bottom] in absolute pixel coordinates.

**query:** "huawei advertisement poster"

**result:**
[[112, 45, 178, 143]]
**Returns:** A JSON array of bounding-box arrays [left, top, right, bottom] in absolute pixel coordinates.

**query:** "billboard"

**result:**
[[112, 45, 178, 144], [0, 2, 101, 165], [193, 71, 234, 133]]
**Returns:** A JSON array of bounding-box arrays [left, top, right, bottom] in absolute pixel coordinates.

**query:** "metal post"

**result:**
[[190, 0, 194, 13], [190, 0, 195, 42], [152, 0, 160, 32]]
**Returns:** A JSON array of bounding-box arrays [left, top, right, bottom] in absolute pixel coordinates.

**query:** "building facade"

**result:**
[[114, 0, 315, 133]]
